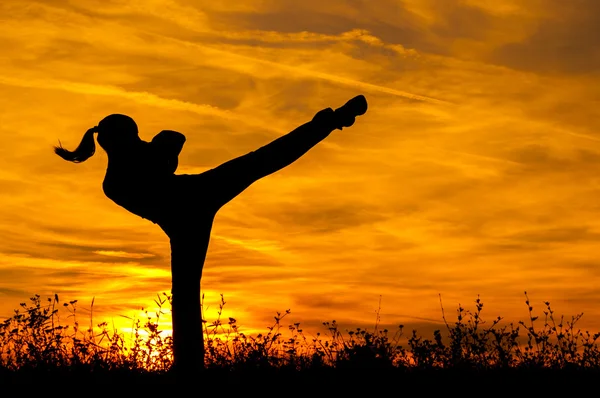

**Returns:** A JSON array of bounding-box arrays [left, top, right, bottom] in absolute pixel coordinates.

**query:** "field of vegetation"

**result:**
[[1, 291, 599, 391]]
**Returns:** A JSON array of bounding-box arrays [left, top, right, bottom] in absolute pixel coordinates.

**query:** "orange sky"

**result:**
[[1, 0, 600, 339]]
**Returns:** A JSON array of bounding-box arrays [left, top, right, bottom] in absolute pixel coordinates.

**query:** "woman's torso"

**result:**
[[102, 141, 174, 224]]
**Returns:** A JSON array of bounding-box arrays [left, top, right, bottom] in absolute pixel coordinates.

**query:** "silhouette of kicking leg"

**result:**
[[204, 95, 368, 211]]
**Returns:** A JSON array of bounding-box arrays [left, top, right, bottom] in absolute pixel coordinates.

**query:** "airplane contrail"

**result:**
[[151, 34, 451, 105]]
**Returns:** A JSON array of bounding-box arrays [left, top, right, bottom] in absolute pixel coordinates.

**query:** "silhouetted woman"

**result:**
[[54, 94, 368, 372]]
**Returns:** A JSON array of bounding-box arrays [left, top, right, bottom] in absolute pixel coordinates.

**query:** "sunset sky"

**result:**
[[1, 0, 600, 339]]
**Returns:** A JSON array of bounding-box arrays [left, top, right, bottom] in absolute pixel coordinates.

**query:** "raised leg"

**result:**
[[205, 95, 368, 210]]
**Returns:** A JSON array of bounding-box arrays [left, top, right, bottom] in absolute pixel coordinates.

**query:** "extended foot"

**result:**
[[334, 95, 368, 129]]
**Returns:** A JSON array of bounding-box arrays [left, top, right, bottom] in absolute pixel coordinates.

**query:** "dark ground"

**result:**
[[2, 368, 598, 394]]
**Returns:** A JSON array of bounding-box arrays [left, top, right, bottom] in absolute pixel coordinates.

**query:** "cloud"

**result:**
[[95, 250, 157, 259], [506, 227, 600, 244], [489, 0, 600, 74], [0, 75, 279, 132], [254, 201, 388, 234], [144, 33, 449, 104]]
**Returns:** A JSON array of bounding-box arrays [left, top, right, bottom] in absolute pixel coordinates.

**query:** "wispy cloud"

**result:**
[[149, 33, 450, 104], [95, 250, 157, 259], [0, 75, 281, 132]]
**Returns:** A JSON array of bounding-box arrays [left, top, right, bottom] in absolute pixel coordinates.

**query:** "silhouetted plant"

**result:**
[[2, 291, 600, 374]]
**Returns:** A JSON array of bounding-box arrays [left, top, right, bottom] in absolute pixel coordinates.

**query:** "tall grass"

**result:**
[[1, 291, 600, 373]]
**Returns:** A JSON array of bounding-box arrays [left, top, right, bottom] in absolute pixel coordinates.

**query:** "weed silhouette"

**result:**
[[2, 291, 600, 393]]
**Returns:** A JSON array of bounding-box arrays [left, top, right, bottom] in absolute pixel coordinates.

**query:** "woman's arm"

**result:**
[[151, 130, 186, 174], [152, 130, 186, 155]]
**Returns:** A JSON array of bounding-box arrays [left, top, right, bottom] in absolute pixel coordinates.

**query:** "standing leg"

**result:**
[[158, 190, 216, 374], [169, 233, 209, 374]]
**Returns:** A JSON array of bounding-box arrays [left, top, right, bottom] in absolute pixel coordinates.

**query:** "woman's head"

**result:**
[[54, 114, 140, 162]]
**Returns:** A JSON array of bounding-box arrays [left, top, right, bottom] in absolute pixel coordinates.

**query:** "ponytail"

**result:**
[[54, 127, 97, 163]]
